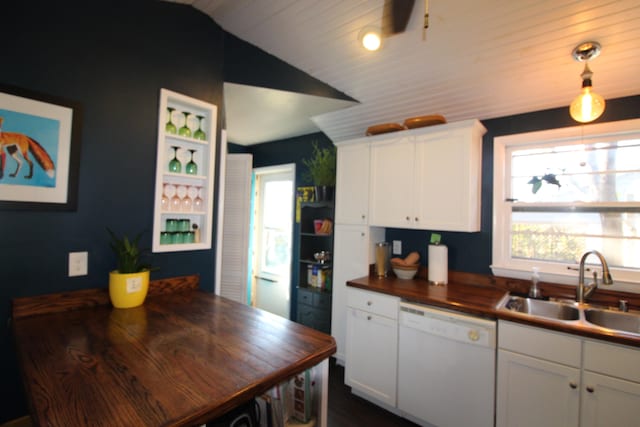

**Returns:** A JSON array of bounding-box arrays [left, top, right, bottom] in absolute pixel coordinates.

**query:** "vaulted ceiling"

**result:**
[[171, 0, 640, 144]]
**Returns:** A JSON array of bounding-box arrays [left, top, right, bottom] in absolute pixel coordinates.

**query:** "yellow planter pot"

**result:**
[[108, 270, 150, 309]]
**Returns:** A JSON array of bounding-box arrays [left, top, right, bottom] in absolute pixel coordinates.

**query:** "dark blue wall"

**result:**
[[386, 95, 640, 272], [0, 0, 226, 421]]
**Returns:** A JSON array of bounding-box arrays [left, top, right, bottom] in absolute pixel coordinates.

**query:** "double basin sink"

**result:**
[[497, 294, 640, 336]]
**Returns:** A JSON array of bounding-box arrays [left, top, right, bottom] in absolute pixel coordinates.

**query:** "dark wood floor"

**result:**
[[326, 358, 419, 427]]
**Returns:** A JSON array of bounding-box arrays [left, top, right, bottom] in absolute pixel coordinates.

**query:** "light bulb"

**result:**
[[570, 86, 605, 123], [362, 31, 381, 51]]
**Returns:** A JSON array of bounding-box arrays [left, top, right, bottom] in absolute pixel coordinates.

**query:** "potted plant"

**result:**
[[302, 141, 336, 201], [107, 228, 155, 309]]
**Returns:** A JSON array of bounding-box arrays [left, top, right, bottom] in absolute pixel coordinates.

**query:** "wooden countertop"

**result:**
[[348, 271, 640, 348], [12, 276, 336, 427]]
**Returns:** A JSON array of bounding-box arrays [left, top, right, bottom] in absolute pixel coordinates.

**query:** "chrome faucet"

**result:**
[[576, 250, 613, 304]]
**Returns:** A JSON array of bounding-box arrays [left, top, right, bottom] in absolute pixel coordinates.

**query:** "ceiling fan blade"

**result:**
[[382, 0, 416, 36]]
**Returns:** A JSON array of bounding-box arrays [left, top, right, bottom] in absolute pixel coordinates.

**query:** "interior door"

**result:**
[[217, 153, 253, 303], [252, 165, 295, 318]]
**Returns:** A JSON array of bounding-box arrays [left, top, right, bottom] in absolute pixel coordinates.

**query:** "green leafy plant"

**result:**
[[107, 228, 155, 274], [302, 141, 336, 186]]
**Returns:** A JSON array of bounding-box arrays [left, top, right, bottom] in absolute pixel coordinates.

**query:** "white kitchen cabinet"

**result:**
[[330, 224, 384, 364], [152, 89, 217, 252], [497, 349, 580, 427], [497, 320, 581, 427], [368, 119, 485, 232], [334, 143, 370, 225], [581, 340, 640, 427], [345, 287, 399, 409], [497, 320, 640, 427], [368, 136, 415, 228]]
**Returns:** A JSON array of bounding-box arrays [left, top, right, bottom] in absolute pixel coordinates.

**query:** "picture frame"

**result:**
[[0, 84, 82, 211]]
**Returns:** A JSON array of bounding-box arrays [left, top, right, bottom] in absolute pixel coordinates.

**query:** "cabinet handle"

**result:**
[[361, 214, 366, 219], [586, 386, 595, 393], [468, 330, 479, 341], [367, 301, 372, 306], [367, 315, 372, 320], [569, 382, 577, 389], [361, 232, 365, 237], [414, 217, 419, 222]]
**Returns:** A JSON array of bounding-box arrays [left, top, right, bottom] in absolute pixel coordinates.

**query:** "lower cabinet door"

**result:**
[[496, 349, 580, 427], [345, 307, 398, 407], [581, 371, 640, 427]]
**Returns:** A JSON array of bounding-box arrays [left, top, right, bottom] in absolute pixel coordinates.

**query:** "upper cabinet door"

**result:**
[[335, 143, 370, 225], [414, 125, 483, 231], [368, 136, 415, 228]]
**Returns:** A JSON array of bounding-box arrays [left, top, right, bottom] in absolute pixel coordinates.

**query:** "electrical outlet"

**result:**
[[392, 240, 402, 255], [69, 252, 88, 277]]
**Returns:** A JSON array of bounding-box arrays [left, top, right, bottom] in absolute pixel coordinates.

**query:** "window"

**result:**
[[492, 118, 640, 289]]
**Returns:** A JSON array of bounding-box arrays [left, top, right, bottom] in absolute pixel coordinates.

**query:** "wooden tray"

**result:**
[[366, 122, 405, 136], [403, 114, 446, 129]]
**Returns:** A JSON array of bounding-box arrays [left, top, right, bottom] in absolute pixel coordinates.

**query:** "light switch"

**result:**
[[69, 252, 88, 277], [392, 240, 402, 255]]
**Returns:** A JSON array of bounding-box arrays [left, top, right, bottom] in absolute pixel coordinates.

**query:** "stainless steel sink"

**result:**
[[499, 295, 580, 321], [584, 308, 640, 335]]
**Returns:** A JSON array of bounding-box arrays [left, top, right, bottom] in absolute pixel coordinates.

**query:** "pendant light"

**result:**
[[569, 41, 605, 123]]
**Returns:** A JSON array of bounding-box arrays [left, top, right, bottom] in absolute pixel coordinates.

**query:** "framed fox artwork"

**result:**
[[0, 84, 81, 210]]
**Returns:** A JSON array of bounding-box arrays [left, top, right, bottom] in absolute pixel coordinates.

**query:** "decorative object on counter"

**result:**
[[365, 122, 405, 136], [529, 267, 542, 299], [178, 111, 192, 137], [570, 41, 605, 123], [185, 149, 198, 175], [391, 251, 420, 279], [375, 241, 391, 277], [403, 114, 446, 129], [428, 233, 448, 285], [165, 107, 177, 134], [302, 142, 336, 202], [168, 145, 181, 173], [193, 115, 206, 140], [106, 228, 156, 309], [392, 263, 419, 280]]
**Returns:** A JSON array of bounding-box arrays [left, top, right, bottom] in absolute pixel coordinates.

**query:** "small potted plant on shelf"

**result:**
[[302, 141, 336, 201], [107, 228, 156, 309]]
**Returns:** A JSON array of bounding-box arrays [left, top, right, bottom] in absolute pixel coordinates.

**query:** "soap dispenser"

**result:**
[[529, 267, 542, 299]]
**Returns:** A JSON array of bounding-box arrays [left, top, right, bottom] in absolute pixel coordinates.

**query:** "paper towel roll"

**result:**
[[428, 244, 448, 285]]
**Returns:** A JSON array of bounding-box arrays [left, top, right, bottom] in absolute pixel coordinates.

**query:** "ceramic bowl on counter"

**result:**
[[392, 263, 419, 280]]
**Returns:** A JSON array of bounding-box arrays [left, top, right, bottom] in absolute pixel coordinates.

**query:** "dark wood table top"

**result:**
[[12, 279, 336, 427]]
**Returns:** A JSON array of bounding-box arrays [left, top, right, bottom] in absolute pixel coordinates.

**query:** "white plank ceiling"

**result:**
[[170, 0, 640, 144]]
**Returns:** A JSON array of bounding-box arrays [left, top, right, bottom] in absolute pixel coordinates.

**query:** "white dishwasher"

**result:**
[[398, 301, 496, 427]]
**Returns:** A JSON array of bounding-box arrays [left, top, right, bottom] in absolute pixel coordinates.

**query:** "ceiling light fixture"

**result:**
[[359, 26, 382, 51], [569, 41, 605, 123]]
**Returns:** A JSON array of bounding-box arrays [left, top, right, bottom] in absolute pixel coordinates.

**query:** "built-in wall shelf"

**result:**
[[152, 88, 217, 253]]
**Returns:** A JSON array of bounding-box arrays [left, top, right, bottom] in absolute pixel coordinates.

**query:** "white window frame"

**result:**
[[492, 118, 640, 292]]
